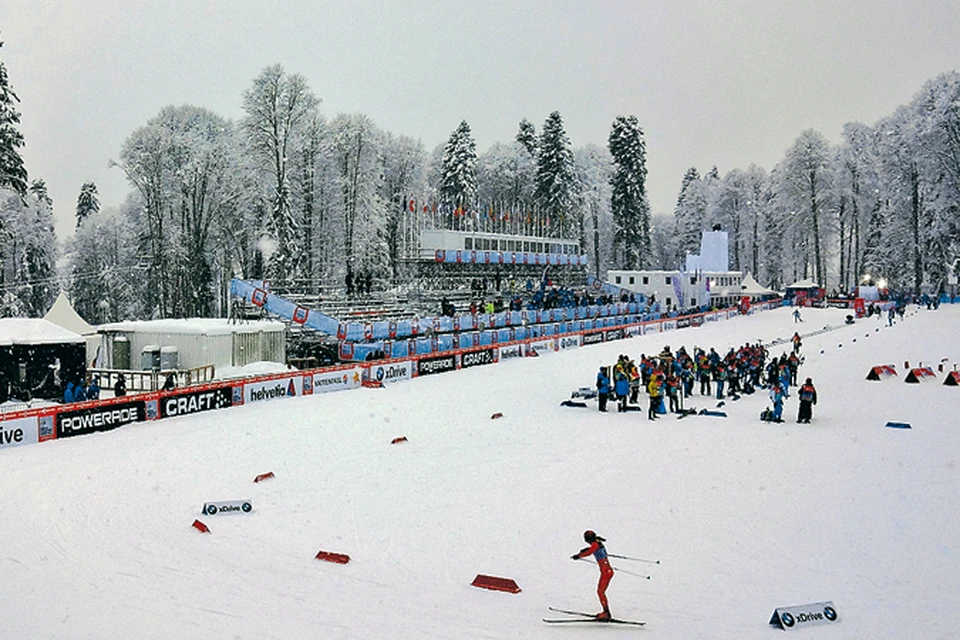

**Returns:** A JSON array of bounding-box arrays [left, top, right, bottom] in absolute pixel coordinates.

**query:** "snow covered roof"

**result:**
[[44, 291, 95, 335], [786, 278, 821, 289], [739, 273, 777, 296], [0, 318, 86, 346], [96, 318, 286, 336]]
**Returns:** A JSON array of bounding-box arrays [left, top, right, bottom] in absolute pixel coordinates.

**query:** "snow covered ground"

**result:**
[[2, 305, 958, 639]]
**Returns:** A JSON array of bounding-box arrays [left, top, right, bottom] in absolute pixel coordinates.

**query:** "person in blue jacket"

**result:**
[[614, 370, 630, 412], [596, 367, 611, 412], [63, 381, 75, 403], [73, 380, 87, 402], [87, 377, 101, 400]]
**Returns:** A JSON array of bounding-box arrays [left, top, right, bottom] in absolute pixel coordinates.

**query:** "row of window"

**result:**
[[463, 237, 579, 254], [613, 275, 741, 287]]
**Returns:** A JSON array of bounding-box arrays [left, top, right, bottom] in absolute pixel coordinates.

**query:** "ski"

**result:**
[[546, 607, 645, 626], [543, 617, 646, 626]]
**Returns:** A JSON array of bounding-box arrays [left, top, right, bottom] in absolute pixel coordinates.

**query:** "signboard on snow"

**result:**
[[461, 348, 496, 369], [309, 368, 362, 394], [557, 335, 581, 350], [245, 376, 303, 404], [0, 416, 39, 448], [202, 499, 253, 516], [57, 400, 146, 439], [527, 340, 554, 356], [417, 354, 457, 377], [582, 331, 605, 346], [769, 601, 839, 631], [160, 387, 232, 419], [498, 344, 524, 360], [643, 323, 661, 335], [372, 361, 412, 384]]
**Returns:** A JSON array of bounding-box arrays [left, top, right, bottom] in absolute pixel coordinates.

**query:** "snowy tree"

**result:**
[[328, 114, 387, 292], [380, 133, 427, 279], [66, 203, 143, 323], [75, 181, 99, 228], [672, 168, 706, 261], [607, 115, 649, 268], [115, 105, 242, 317], [439, 120, 478, 218], [835, 122, 880, 291], [241, 65, 321, 288], [574, 144, 613, 276], [516, 118, 538, 157], [0, 38, 27, 199], [0, 182, 58, 316], [778, 129, 834, 286], [536, 111, 579, 239]]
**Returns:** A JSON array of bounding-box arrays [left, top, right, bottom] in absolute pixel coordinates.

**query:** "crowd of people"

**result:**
[[594, 333, 817, 424]]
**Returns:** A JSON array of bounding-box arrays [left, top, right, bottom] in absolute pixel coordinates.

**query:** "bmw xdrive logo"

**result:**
[[823, 606, 837, 621], [780, 612, 795, 628], [205, 504, 218, 515], [242, 502, 252, 513]]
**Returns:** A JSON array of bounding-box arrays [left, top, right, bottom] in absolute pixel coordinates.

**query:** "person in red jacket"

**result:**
[[571, 530, 614, 620]]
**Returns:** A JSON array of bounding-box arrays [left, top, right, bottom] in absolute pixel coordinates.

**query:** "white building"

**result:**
[[606, 229, 745, 310]]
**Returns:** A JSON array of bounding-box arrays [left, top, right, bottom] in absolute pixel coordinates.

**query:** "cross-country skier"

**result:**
[[571, 530, 614, 621]]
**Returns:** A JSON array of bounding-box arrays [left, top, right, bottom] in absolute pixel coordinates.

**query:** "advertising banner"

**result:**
[[676, 317, 692, 329], [160, 387, 232, 419], [460, 349, 496, 369], [691, 315, 705, 327], [245, 376, 303, 404], [371, 361, 413, 385], [582, 331, 605, 346], [57, 400, 146, 439], [311, 368, 362, 394], [769, 601, 839, 631], [417, 354, 457, 377], [557, 335, 582, 350], [526, 340, 554, 356], [0, 416, 39, 448], [498, 344, 524, 360], [604, 328, 624, 341], [663, 320, 677, 332], [202, 499, 253, 516], [643, 323, 661, 335]]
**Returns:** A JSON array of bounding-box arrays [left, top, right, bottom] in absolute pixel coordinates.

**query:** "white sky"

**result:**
[[3, 0, 960, 239]]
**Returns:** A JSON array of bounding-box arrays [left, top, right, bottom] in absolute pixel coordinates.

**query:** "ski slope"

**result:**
[[2, 305, 959, 639]]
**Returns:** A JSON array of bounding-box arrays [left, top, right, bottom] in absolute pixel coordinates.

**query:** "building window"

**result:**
[[666, 298, 672, 306], [642, 276, 649, 285], [523, 241, 530, 251], [690, 277, 697, 285], [691, 298, 697, 306], [629, 276, 635, 285], [465, 238, 473, 250], [665, 277, 672, 285], [615, 276, 622, 284]]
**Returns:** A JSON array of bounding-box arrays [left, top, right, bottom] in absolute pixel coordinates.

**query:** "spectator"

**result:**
[[114, 374, 127, 397]]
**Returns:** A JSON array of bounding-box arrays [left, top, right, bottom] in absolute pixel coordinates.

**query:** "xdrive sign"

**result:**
[[769, 601, 839, 631], [57, 401, 146, 438], [374, 363, 411, 384], [160, 388, 232, 418]]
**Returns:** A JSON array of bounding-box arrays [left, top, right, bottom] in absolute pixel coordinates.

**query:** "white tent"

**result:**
[[44, 291, 94, 335], [739, 273, 777, 298]]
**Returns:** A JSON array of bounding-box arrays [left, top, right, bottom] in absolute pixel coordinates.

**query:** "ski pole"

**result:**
[[575, 557, 651, 579], [607, 553, 660, 564]]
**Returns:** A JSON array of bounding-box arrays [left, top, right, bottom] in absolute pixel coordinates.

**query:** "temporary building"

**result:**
[[94, 318, 286, 373], [0, 318, 86, 402]]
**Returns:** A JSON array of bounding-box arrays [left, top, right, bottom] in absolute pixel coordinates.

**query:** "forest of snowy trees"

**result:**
[[0, 39, 958, 322]]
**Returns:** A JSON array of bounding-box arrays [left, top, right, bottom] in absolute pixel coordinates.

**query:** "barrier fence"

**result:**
[[0, 302, 780, 449]]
